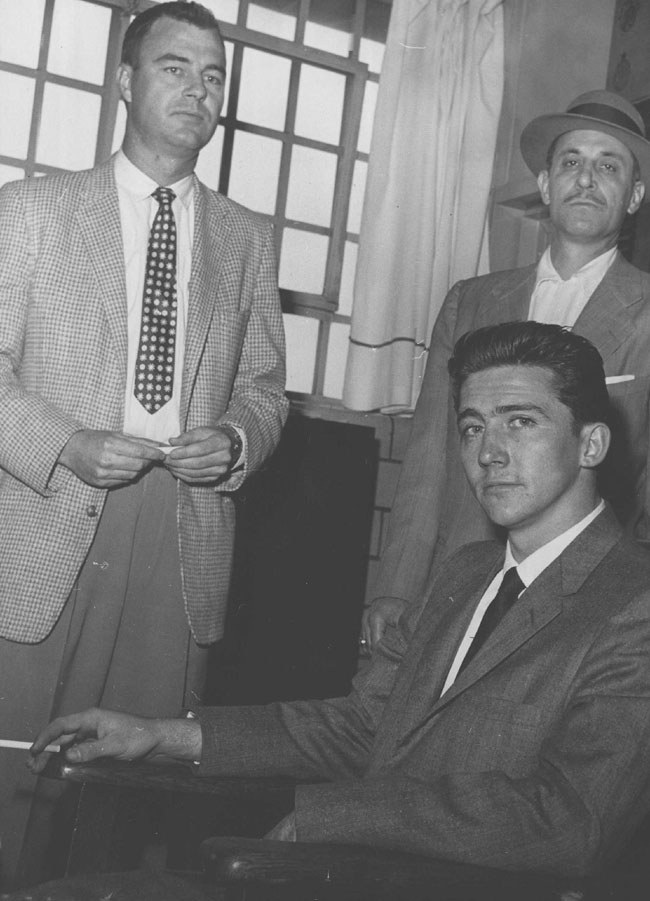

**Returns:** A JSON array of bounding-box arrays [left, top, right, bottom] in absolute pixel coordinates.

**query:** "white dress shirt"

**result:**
[[441, 499, 606, 694], [527, 246, 616, 327], [115, 150, 194, 443]]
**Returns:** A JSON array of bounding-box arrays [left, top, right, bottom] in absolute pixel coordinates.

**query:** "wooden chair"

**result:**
[[6, 756, 595, 901]]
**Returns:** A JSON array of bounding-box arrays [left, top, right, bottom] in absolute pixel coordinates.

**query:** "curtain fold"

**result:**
[[343, 0, 505, 412]]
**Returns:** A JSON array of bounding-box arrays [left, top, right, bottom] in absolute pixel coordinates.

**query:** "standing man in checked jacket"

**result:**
[[0, 2, 286, 887]]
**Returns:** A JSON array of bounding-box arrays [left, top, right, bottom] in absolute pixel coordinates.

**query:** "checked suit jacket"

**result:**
[[197, 506, 650, 876], [0, 159, 287, 644], [375, 254, 650, 611]]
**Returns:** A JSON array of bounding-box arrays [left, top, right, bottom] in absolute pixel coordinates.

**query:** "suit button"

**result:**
[[86, 504, 98, 518]]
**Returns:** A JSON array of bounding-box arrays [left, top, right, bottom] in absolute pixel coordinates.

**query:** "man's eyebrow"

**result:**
[[153, 52, 226, 75], [558, 145, 627, 162], [457, 402, 549, 421], [456, 406, 482, 423]]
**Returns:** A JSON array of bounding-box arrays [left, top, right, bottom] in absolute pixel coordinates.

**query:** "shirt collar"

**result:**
[[535, 245, 617, 286], [503, 499, 605, 587], [114, 149, 194, 209]]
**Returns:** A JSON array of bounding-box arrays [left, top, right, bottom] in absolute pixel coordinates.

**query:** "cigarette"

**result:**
[[0, 739, 61, 752]]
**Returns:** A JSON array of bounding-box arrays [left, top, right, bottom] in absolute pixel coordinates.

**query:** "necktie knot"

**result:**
[[498, 566, 524, 601], [153, 186, 175, 208]]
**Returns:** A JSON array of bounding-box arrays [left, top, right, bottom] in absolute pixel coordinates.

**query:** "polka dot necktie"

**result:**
[[134, 187, 177, 414]]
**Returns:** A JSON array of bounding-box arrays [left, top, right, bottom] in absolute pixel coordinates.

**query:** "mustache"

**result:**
[[565, 190, 605, 206]]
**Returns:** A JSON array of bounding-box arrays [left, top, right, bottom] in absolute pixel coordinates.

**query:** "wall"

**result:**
[[490, 0, 617, 271], [607, 0, 650, 101]]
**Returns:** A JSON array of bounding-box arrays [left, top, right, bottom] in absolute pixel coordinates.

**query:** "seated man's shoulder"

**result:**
[[600, 532, 650, 593], [431, 539, 504, 594]]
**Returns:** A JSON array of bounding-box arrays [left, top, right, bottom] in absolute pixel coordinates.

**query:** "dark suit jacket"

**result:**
[[372, 254, 650, 609], [0, 159, 287, 643], [199, 507, 650, 876]]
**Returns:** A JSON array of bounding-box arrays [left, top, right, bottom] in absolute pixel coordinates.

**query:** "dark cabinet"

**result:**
[[206, 413, 378, 705]]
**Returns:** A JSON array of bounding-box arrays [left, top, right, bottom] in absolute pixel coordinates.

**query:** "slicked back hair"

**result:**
[[448, 321, 611, 431], [121, 1, 223, 68]]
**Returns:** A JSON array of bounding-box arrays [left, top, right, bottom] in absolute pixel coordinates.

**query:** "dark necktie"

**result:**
[[458, 566, 524, 673], [134, 186, 177, 414]]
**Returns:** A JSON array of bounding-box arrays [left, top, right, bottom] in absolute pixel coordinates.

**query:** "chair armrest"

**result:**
[[200, 836, 573, 900], [41, 755, 298, 800]]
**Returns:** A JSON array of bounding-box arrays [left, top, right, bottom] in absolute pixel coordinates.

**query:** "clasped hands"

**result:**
[[59, 425, 238, 488]]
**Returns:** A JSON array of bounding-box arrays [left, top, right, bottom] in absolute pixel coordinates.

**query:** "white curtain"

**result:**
[[343, 0, 505, 412]]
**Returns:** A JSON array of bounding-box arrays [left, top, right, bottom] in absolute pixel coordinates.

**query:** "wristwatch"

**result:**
[[220, 423, 244, 468]]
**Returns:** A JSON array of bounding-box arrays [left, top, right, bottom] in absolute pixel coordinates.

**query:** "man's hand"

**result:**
[[59, 430, 165, 488], [265, 811, 297, 842], [28, 708, 202, 774], [361, 596, 408, 652], [163, 426, 240, 484]]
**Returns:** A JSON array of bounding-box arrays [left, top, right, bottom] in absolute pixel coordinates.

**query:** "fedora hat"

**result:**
[[520, 90, 650, 187]]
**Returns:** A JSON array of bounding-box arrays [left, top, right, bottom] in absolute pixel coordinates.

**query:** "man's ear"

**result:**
[[117, 63, 133, 104], [579, 422, 610, 469], [627, 180, 645, 215], [537, 170, 551, 206]]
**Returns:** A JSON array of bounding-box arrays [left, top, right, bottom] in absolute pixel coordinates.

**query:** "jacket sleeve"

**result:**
[[370, 281, 464, 607], [294, 594, 650, 876], [196, 602, 418, 780], [0, 181, 85, 495], [214, 220, 288, 493]]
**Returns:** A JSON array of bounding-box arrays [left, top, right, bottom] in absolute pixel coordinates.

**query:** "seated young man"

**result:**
[[30, 321, 650, 878]]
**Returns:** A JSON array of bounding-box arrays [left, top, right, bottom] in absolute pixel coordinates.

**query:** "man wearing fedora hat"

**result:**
[[362, 90, 650, 648]]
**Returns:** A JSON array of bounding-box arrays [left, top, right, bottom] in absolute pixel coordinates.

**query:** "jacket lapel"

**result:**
[[392, 507, 623, 757], [181, 179, 230, 421], [475, 265, 536, 326], [371, 551, 504, 765], [573, 253, 644, 362], [74, 159, 128, 370]]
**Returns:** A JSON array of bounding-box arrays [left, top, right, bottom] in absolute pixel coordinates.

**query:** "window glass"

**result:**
[[228, 131, 280, 214], [0, 72, 36, 160], [361, 0, 390, 74], [200, 0, 239, 25], [304, 21, 351, 57], [285, 145, 336, 228], [304, 0, 354, 57], [338, 240, 358, 316], [323, 321, 350, 399], [347, 158, 367, 233], [359, 37, 385, 74], [0, 164, 25, 187], [36, 83, 100, 170], [112, 101, 127, 154], [195, 126, 225, 191], [295, 64, 344, 146], [0, 0, 45, 68], [283, 313, 318, 394], [279, 228, 328, 295], [221, 41, 234, 117], [247, 2, 297, 40], [238, 48, 290, 131], [358, 79, 377, 154], [48, 0, 111, 85]]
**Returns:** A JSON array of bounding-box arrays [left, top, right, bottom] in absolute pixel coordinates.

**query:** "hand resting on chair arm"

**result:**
[[27, 708, 202, 772]]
